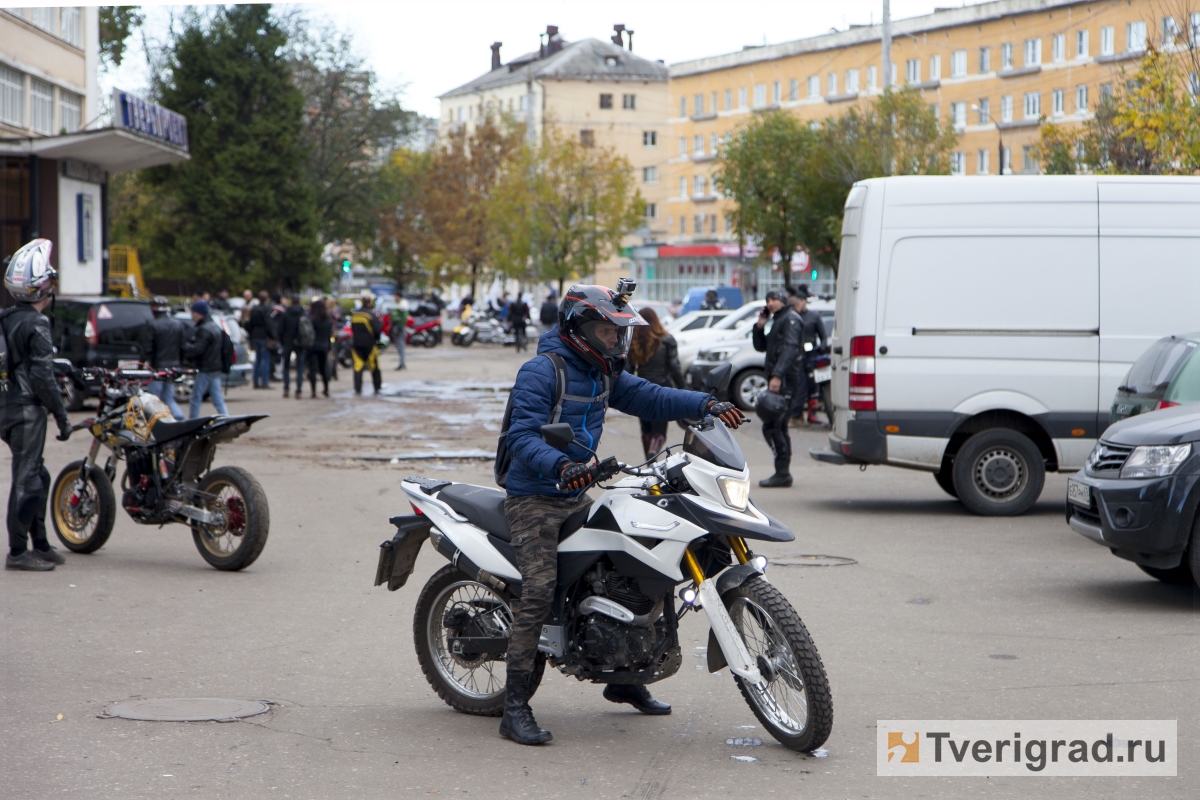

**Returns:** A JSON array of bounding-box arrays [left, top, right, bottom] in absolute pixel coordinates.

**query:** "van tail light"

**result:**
[[1156, 400, 1179, 410], [85, 308, 99, 345], [848, 335, 876, 411]]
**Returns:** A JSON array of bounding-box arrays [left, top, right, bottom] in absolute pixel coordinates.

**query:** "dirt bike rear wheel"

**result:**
[[191, 466, 269, 570], [51, 460, 116, 553]]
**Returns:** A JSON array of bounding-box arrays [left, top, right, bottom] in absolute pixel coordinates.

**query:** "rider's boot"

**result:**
[[603, 684, 672, 715], [641, 434, 653, 460], [499, 672, 553, 745], [758, 458, 793, 488]]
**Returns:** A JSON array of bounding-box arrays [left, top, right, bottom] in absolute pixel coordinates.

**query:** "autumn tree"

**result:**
[[374, 148, 433, 292], [490, 126, 645, 296]]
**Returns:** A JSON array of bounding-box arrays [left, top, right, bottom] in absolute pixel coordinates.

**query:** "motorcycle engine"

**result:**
[[122, 449, 158, 517], [579, 615, 658, 670]]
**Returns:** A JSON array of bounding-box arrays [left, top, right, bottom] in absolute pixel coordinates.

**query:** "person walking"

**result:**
[[509, 293, 531, 352], [751, 289, 803, 487], [305, 298, 333, 398], [350, 292, 383, 396], [183, 300, 229, 419], [268, 294, 285, 381], [628, 307, 686, 459], [390, 293, 409, 370], [2, 239, 71, 571], [326, 297, 343, 381], [787, 286, 828, 425], [145, 296, 186, 420], [278, 295, 306, 398], [538, 293, 558, 334], [246, 291, 273, 389]]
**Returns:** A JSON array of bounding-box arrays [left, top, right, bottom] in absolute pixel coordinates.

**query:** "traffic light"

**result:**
[[342, 260, 351, 274], [810, 268, 818, 281]]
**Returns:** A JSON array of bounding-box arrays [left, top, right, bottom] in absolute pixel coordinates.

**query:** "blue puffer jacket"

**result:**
[[506, 330, 711, 497]]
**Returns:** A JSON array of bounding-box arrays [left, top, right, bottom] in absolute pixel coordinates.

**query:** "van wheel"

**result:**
[[951, 429, 1045, 516], [933, 467, 957, 498]]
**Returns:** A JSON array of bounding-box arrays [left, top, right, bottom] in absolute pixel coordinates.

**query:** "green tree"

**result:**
[[375, 148, 434, 292], [491, 126, 645, 296], [143, 5, 319, 290], [99, 6, 144, 68]]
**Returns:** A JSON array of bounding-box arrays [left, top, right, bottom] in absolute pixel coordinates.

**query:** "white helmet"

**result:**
[[4, 239, 57, 303]]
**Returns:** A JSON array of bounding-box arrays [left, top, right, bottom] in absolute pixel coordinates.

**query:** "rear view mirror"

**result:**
[[540, 423, 575, 450], [704, 363, 733, 394]]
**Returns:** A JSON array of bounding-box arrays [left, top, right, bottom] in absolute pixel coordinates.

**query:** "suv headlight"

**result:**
[[717, 475, 749, 511], [698, 347, 740, 363], [1119, 444, 1192, 479]]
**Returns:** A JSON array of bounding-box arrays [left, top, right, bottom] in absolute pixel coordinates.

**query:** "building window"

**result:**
[[694, 93, 704, 115], [59, 90, 81, 133], [1077, 29, 1089, 58], [60, 6, 82, 48], [643, 130, 657, 147], [807, 76, 819, 98], [1127, 21, 1147, 52], [1052, 88, 1064, 116], [1022, 145, 1038, 174], [693, 215, 704, 235], [931, 103, 939, 121], [693, 135, 704, 157], [825, 73, 836, 95], [0, 65, 24, 127], [1162, 16, 1179, 44], [977, 98, 990, 124], [1075, 84, 1088, 112], [645, 203, 657, 219], [679, 137, 687, 157], [979, 47, 991, 73], [1100, 82, 1113, 100], [753, 83, 767, 107], [642, 166, 658, 183], [1024, 38, 1042, 66], [738, 87, 747, 108], [1000, 95, 1013, 123], [905, 59, 920, 84], [724, 89, 733, 110], [867, 65, 878, 91], [977, 148, 990, 175], [929, 54, 941, 81], [950, 152, 965, 175], [1052, 34, 1065, 62], [951, 50, 967, 77], [772, 81, 781, 103], [1001, 43, 1013, 70], [1192, 13, 1200, 45], [623, 93, 636, 110], [846, 69, 859, 93], [679, 97, 686, 117], [680, 216, 686, 235], [710, 91, 718, 113], [1023, 91, 1040, 119], [1100, 26, 1114, 56], [710, 132, 719, 154], [1001, 146, 1012, 174], [580, 129, 595, 147], [710, 215, 718, 234], [789, 78, 798, 101], [950, 102, 966, 129], [30, 79, 53, 135], [31, 7, 54, 32], [600, 94, 613, 109], [694, 175, 707, 196], [679, 177, 687, 198]]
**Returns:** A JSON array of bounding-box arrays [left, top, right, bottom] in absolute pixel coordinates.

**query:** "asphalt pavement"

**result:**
[[2, 342, 1197, 799]]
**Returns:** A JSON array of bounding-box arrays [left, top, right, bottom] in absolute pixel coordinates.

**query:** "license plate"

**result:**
[[118, 359, 141, 368], [1067, 479, 1091, 507], [813, 366, 832, 383]]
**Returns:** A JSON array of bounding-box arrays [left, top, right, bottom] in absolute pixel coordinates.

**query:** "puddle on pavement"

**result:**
[[730, 755, 758, 763], [726, 737, 763, 746], [771, 554, 858, 567]]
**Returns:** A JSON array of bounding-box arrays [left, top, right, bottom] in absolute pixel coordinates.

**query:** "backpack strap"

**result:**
[[543, 352, 570, 423]]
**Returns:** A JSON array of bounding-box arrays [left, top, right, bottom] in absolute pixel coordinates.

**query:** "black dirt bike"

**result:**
[[51, 366, 270, 570]]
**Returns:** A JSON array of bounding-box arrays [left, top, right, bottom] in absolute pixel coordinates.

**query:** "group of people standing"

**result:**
[[243, 292, 336, 399]]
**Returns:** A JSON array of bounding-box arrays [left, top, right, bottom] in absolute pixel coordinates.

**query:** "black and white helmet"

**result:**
[[558, 284, 646, 375], [4, 239, 57, 303]]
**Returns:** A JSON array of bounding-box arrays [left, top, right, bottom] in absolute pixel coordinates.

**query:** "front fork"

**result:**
[[683, 538, 763, 684], [72, 439, 109, 494]]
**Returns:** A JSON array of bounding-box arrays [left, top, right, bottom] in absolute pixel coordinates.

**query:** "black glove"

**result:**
[[56, 419, 72, 442], [706, 399, 747, 429], [559, 461, 598, 492]]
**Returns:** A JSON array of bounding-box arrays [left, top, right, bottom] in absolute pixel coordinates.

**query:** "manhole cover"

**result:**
[[771, 554, 858, 567], [99, 698, 271, 722]]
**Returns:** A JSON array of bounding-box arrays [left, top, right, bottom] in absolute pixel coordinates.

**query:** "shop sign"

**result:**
[[112, 89, 189, 151]]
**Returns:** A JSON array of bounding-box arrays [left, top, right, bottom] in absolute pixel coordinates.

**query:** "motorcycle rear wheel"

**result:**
[[818, 383, 835, 428], [51, 460, 116, 553], [725, 576, 833, 752], [190, 466, 270, 571], [414, 564, 543, 716]]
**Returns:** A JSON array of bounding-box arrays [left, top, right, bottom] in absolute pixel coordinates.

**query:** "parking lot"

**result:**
[[2, 343, 1197, 799]]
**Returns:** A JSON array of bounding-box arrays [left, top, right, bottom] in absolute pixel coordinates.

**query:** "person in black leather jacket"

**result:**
[[2, 239, 71, 570], [278, 295, 305, 397], [629, 307, 686, 458], [751, 289, 803, 487], [787, 286, 829, 424], [146, 296, 185, 420], [182, 301, 228, 418]]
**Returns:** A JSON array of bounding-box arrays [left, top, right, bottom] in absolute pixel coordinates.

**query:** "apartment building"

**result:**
[[2, 7, 188, 295], [437, 26, 669, 291], [650, 0, 1199, 301]]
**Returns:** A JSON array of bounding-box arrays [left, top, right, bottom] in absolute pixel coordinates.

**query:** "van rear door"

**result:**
[[829, 183, 870, 440]]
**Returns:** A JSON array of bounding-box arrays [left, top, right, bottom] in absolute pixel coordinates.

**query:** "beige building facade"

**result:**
[[653, 0, 1200, 302], [437, 28, 670, 293]]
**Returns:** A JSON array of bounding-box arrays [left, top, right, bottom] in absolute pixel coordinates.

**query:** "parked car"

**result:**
[[1110, 334, 1200, 424], [50, 296, 153, 402], [1067, 405, 1200, 587], [677, 285, 744, 314], [665, 309, 733, 334], [811, 175, 1200, 517]]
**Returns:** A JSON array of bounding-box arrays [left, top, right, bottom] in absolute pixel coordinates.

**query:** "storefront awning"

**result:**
[[0, 127, 189, 172]]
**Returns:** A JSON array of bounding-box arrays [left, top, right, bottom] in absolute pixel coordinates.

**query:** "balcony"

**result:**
[[998, 65, 1042, 78], [690, 112, 717, 122], [1096, 49, 1145, 63], [690, 193, 719, 203], [825, 91, 860, 104]]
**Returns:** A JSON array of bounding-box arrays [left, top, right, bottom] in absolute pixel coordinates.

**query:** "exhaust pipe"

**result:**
[[430, 529, 509, 593]]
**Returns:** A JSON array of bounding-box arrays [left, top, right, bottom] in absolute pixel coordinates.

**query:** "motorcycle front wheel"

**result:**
[[51, 460, 116, 553], [725, 576, 833, 752], [414, 564, 543, 716], [191, 466, 270, 570]]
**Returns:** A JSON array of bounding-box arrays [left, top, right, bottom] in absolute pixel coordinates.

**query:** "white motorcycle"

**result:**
[[374, 365, 832, 752]]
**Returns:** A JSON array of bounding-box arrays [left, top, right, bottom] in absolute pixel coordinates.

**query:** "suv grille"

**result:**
[[1087, 442, 1134, 473]]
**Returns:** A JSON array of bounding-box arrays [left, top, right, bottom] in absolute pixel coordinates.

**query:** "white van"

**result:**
[[810, 175, 1200, 515]]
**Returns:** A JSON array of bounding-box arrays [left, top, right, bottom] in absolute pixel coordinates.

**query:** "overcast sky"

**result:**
[[103, 1, 982, 118]]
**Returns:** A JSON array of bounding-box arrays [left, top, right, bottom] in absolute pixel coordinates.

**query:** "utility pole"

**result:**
[[881, 0, 891, 89]]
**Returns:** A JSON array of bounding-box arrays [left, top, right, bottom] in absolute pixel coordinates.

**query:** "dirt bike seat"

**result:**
[[438, 484, 511, 541], [152, 416, 215, 442]]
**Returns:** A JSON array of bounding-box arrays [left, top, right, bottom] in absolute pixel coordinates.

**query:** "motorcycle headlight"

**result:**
[[717, 475, 749, 511], [1119, 444, 1192, 479]]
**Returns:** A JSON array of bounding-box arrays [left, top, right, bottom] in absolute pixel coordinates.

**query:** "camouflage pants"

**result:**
[[503, 492, 591, 674]]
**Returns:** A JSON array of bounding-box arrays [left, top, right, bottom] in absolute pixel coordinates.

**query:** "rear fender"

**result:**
[[202, 414, 269, 445], [375, 515, 432, 591]]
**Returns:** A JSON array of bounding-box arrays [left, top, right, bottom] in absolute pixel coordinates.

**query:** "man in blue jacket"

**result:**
[[500, 283, 746, 746]]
